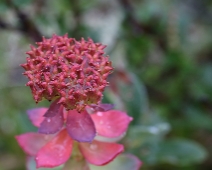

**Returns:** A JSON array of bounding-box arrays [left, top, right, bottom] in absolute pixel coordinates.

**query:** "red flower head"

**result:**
[[21, 34, 113, 111]]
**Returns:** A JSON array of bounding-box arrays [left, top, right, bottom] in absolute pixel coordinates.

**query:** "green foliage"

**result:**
[[90, 154, 140, 170], [27, 157, 63, 170], [1, 0, 212, 169], [157, 139, 207, 166]]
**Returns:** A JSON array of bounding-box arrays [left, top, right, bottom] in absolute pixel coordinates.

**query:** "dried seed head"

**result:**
[[21, 34, 113, 111]]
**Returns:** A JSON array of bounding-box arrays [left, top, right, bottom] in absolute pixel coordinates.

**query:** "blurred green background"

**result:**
[[0, 0, 212, 169]]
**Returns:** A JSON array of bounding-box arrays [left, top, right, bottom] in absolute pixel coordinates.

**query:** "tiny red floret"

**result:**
[[21, 34, 113, 111]]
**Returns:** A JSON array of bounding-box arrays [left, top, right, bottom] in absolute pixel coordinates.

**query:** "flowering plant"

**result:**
[[16, 34, 142, 169]]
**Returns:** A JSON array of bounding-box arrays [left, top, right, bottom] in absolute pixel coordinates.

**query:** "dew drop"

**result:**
[[44, 135, 50, 140], [90, 144, 97, 150], [59, 153, 63, 157], [97, 112, 103, 116], [107, 125, 111, 129], [149, 127, 158, 134], [47, 118, 51, 123]]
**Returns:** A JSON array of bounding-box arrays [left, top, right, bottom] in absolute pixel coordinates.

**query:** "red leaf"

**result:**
[[90, 104, 114, 112], [91, 110, 132, 138], [79, 140, 124, 165], [15, 133, 52, 156], [44, 99, 62, 117], [27, 108, 48, 127], [36, 129, 73, 168], [66, 110, 96, 142], [38, 107, 64, 134]]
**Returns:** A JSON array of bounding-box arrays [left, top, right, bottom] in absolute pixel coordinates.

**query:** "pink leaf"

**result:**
[[36, 129, 73, 168], [44, 99, 62, 117], [27, 108, 48, 127], [79, 140, 124, 166], [91, 110, 132, 138], [66, 110, 96, 142], [15, 133, 53, 156], [38, 107, 64, 134]]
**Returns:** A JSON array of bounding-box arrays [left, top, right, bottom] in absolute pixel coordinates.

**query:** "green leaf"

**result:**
[[125, 123, 170, 164], [128, 123, 171, 145], [12, 0, 33, 7], [117, 72, 149, 124], [0, 2, 8, 14], [157, 139, 208, 166], [184, 106, 212, 130], [27, 156, 63, 170], [89, 154, 141, 170]]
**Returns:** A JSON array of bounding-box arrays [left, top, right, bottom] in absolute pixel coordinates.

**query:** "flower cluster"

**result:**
[[21, 34, 113, 111]]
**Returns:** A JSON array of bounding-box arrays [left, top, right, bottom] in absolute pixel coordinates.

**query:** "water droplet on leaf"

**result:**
[[90, 144, 97, 150], [97, 112, 103, 116]]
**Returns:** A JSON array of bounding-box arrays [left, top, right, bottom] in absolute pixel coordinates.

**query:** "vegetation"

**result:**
[[0, 0, 212, 169]]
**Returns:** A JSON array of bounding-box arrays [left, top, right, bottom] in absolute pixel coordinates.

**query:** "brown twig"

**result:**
[[5, 0, 42, 42]]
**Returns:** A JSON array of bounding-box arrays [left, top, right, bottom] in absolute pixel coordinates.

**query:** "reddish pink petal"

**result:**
[[15, 133, 53, 156], [79, 140, 124, 165], [38, 107, 64, 134], [36, 129, 73, 168], [27, 108, 48, 127], [91, 110, 132, 138], [66, 110, 96, 142], [44, 99, 62, 117]]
